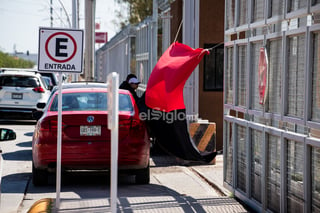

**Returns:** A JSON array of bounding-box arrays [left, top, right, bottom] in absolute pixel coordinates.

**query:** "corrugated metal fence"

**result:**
[[135, 17, 153, 95], [95, 26, 136, 83]]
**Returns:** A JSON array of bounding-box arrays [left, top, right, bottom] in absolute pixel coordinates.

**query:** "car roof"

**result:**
[[61, 82, 108, 89], [50, 82, 107, 93], [0, 70, 41, 77], [1, 68, 57, 81], [1, 67, 36, 73], [52, 85, 131, 95]]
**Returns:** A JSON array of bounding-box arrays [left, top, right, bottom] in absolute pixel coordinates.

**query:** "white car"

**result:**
[[0, 69, 51, 119]]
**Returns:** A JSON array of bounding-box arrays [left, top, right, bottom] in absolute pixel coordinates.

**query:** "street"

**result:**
[[0, 120, 249, 213]]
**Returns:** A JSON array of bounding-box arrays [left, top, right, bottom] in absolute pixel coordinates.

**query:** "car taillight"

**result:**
[[33, 87, 45, 93], [40, 119, 65, 131]]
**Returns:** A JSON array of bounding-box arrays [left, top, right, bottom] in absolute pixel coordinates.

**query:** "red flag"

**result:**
[[145, 42, 209, 112], [258, 47, 268, 105]]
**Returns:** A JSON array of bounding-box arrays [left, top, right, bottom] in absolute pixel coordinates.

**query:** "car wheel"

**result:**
[[32, 162, 48, 186], [135, 164, 150, 184]]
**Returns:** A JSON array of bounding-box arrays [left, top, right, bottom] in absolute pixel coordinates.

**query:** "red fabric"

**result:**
[[145, 42, 209, 112]]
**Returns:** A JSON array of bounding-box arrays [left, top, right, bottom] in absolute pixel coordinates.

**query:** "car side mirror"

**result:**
[[0, 128, 16, 141]]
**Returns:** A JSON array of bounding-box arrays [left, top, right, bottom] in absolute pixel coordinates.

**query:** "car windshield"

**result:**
[[0, 76, 40, 87], [50, 92, 133, 112]]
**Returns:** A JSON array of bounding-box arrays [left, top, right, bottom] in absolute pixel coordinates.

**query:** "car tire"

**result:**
[[32, 162, 48, 186], [135, 164, 150, 184]]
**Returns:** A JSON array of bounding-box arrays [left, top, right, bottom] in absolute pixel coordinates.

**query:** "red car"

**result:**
[[32, 86, 150, 185]]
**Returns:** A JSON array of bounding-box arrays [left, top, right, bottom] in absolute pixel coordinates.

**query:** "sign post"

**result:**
[[38, 28, 84, 73], [107, 72, 119, 213], [38, 27, 84, 210]]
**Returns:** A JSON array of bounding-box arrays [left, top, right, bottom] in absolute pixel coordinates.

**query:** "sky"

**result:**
[[0, 0, 127, 54]]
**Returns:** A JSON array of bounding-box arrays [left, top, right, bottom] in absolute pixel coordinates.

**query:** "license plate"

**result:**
[[80, 125, 101, 136], [12, 93, 23, 99]]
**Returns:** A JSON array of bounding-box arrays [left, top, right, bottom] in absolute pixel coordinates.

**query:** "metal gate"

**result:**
[[135, 17, 154, 95], [224, 1, 320, 212]]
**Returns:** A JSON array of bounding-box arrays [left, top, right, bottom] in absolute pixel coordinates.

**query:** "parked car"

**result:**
[[0, 69, 51, 119], [1, 67, 60, 88], [0, 128, 16, 141], [41, 76, 54, 90], [38, 72, 59, 88], [32, 86, 150, 185]]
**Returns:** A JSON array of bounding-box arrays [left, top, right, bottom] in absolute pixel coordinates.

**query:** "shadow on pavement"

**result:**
[[16, 141, 32, 148], [1, 149, 32, 161]]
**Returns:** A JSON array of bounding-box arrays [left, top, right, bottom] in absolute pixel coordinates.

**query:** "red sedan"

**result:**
[[32, 86, 150, 185]]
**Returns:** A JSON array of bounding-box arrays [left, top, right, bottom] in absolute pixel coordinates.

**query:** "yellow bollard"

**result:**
[[27, 198, 53, 213]]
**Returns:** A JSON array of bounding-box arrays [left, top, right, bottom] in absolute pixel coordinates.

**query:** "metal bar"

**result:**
[[280, 134, 286, 213], [304, 141, 311, 213], [246, 124, 251, 198], [55, 72, 63, 209], [108, 72, 119, 213], [261, 128, 267, 211]]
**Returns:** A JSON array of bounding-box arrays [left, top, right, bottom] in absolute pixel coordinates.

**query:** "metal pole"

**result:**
[[84, 0, 96, 81], [72, 0, 79, 81], [72, 0, 78, 29], [182, 0, 199, 119], [55, 72, 63, 209], [108, 73, 119, 213], [50, 0, 53, 27]]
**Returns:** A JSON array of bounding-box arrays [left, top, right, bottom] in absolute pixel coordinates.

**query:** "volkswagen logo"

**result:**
[[87, 116, 94, 123]]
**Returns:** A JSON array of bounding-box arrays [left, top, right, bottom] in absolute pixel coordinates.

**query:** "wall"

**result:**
[[199, 0, 225, 152]]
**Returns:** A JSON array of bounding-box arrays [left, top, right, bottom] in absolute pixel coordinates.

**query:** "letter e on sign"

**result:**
[[38, 27, 84, 73]]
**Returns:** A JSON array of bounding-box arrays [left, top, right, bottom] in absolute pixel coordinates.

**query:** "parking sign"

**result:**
[[38, 27, 84, 73]]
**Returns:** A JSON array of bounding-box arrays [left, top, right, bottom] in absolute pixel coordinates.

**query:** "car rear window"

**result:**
[[0, 76, 40, 87], [50, 92, 133, 112]]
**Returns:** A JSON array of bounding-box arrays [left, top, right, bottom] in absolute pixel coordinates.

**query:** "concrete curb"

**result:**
[[27, 198, 53, 213]]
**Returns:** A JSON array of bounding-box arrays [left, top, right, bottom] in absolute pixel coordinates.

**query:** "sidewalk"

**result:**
[[190, 154, 232, 196], [27, 154, 251, 213]]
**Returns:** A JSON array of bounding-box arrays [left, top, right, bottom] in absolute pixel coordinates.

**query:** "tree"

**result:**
[[116, 0, 153, 25], [0, 51, 34, 68]]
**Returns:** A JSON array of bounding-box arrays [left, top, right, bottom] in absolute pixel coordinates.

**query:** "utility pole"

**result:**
[[50, 0, 53, 27], [72, 0, 79, 81], [72, 0, 79, 29], [84, 0, 96, 81]]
